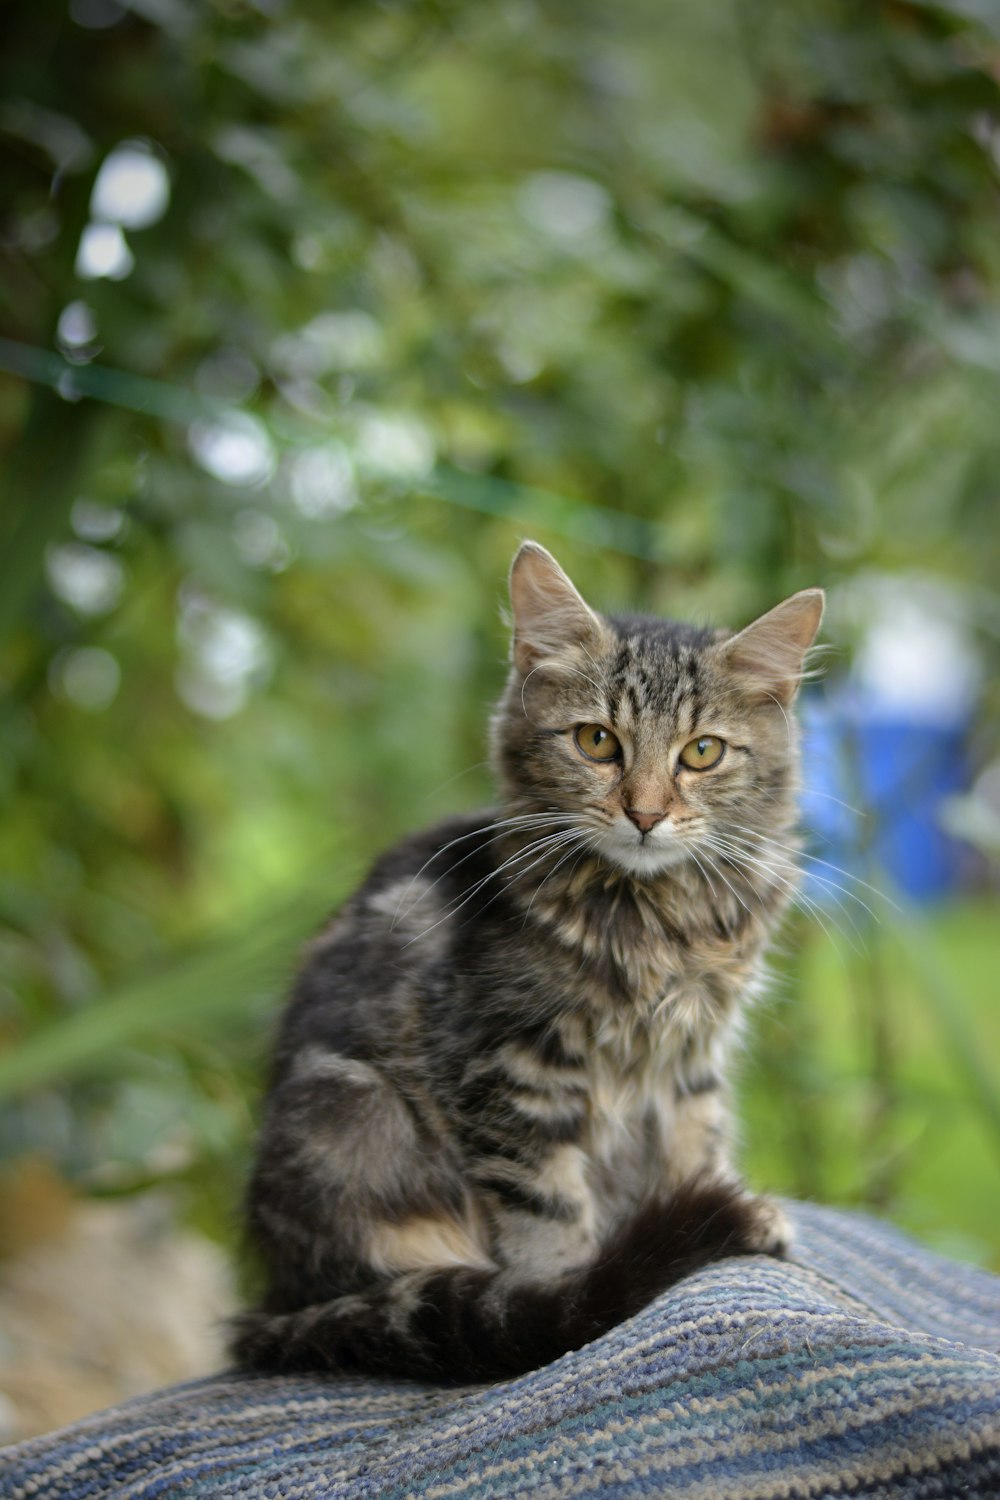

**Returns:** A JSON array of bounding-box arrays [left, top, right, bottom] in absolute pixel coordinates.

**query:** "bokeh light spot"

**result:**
[[188, 412, 276, 488], [57, 301, 98, 350], [71, 498, 125, 543], [75, 223, 134, 280], [50, 647, 121, 712], [46, 543, 125, 615], [517, 172, 612, 246], [90, 141, 170, 230], [354, 411, 434, 481], [286, 445, 358, 517]]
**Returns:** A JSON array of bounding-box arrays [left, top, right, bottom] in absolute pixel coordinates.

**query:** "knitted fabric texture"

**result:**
[[1, 1202, 998, 1500]]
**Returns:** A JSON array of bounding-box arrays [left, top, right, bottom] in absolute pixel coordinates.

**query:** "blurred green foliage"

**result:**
[[1, 0, 998, 1264]]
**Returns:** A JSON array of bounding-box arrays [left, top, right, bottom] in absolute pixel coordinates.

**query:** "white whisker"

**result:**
[[700, 837, 844, 946], [520, 832, 600, 924], [728, 823, 895, 915], [416, 759, 491, 806], [390, 810, 582, 929], [693, 845, 754, 919], [763, 691, 792, 748], [798, 786, 865, 820], [401, 826, 588, 948], [687, 846, 719, 899], [701, 831, 866, 953]]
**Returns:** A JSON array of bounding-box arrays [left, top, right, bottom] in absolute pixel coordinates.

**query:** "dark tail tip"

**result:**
[[577, 1176, 782, 1338], [229, 1308, 300, 1372]]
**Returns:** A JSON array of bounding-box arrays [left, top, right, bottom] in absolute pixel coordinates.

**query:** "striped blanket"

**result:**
[[1, 1201, 998, 1499]]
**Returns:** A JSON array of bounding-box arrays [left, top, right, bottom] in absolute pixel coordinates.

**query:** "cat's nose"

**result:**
[[624, 807, 666, 835]]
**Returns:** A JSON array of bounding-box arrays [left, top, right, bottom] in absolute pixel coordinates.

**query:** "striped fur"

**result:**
[[232, 543, 823, 1381]]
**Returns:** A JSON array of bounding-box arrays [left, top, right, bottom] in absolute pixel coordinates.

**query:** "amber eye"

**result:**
[[574, 724, 622, 762], [678, 735, 726, 771]]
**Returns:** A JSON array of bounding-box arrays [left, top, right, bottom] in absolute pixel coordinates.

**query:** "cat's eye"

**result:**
[[678, 735, 726, 771], [574, 724, 622, 762]]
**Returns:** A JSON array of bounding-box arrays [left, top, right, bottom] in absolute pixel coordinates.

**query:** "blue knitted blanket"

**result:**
[[1, 1202, 998, 1499]]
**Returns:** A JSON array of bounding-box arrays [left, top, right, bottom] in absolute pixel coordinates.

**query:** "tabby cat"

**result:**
[[232, 542, 823, 1382]]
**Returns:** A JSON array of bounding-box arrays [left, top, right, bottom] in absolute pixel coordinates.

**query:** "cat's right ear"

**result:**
[[508, 542, 603, 674]]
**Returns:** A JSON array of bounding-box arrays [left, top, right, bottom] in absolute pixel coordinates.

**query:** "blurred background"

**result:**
[[1, 0, 999, 1442]]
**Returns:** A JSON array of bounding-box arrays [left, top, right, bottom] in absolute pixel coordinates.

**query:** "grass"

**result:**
[[744, 896, 1000, 1270]]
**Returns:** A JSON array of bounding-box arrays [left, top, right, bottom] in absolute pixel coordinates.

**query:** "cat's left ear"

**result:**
[[508, 541, 604, 674], [718, 588, 825, 705]]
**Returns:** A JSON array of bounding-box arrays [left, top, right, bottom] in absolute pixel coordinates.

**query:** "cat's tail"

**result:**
[[230, 1179, 782, 1383]]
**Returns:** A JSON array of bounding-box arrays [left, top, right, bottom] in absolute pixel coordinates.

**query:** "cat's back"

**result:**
[[269, 810, 509, 1075]]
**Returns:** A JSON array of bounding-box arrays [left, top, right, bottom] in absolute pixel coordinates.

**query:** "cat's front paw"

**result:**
[[742, 1193, 792, 1258]]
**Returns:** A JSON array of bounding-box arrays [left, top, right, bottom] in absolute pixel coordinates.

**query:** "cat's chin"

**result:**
[[597, 833, 692, 880]]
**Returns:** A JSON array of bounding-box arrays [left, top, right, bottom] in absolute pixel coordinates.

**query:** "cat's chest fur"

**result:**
[[543, 894, 762, 1211], [533, 863, 766, 1049], [583, 999, 727, 1181]]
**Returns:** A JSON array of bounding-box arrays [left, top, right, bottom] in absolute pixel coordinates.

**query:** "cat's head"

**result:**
[[491, 541, 823, 879]]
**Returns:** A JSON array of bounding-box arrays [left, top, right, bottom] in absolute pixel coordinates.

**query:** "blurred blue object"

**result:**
[[800, 692, 969, 903]]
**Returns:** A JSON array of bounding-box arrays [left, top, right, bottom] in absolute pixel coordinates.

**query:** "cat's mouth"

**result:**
[[598, 820, 692, 878]]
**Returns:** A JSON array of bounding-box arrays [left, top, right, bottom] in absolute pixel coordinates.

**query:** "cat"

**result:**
[[231, 541, 823, 1383]]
